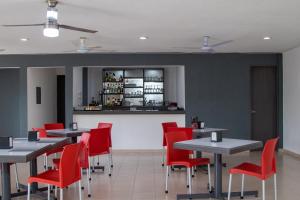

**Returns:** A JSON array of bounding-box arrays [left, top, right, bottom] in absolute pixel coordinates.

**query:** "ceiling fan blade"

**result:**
[[210, 40, 233, 48], [59, 24, 98, 33], [2, 23, 44, 27]]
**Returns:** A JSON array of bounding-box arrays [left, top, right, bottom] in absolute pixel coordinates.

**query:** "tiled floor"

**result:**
[[3, 151, 300, 200]]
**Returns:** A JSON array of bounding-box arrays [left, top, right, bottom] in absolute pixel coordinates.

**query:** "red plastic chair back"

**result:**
[[162, 122, 178, 146], [32, 128, 48, 138], [165, 130, 190, 165], [89, 128, 110, 156], [59, 143, 81, 187], [79, 133, 90, 169], [98, 122, 113, 147], [261, 137, 279, 179], [44, 123, 64, 130], [167, 127, 193, 140]]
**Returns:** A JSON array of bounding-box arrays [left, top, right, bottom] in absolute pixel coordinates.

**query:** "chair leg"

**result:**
[[43, 155, 47, 170], [78, 180, 82, 200], [87, 168, 91, 197], [274, 174, 277, 200], [188, 168, 192, 195], [227, 174, 232, 200], [55, 186, 57, 198], [80, 169, 84, 190], [207, 164, 212, 192], [45, 155, 48, 170], [27, 183, 31, 200], [162, 147, 165, 167], [14, 164, 20, 192], [241, 174, 245, 199], [262, 180, 266, 200], [47, 185, 50, 200], [108, 154, 112, 176], [60, 188, 63, 200], [186, 168, 189, 188], [165, 166, 169, 193], [97, 156, 100, 166], [109, 151, 113, 168], [88, 157, 92, 181], [92, 157, 95, 172]]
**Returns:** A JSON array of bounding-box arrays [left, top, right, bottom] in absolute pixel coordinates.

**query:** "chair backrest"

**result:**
[[44, 123, 64, 130], [88, 128, 110, 156], [162, 122, 178, 146], [98, 122, 113, 147], [165, 130, 190, 165], [32, 128, 48, 138], [79, 133, 90, 169], [167, 127, 193, 140], [59, 143, 81, 187], [261, 137, 279, 179]]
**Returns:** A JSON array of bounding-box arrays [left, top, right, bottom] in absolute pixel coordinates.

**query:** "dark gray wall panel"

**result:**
[[0, 69, 20, 137], [0, 53, 283, 145]]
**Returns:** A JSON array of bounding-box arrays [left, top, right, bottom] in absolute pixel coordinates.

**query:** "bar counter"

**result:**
[[73, 109, 186, 150]]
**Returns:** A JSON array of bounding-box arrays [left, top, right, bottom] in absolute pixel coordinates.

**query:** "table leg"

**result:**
[[30, 159, 38, 193], [1, 163, 11, 200], [214, 153, 223, 199]]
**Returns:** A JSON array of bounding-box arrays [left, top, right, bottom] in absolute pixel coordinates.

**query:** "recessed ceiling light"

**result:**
[[20, 38, 29, 42], [139, 36, 148, 40], [264, 36, 271, 40]]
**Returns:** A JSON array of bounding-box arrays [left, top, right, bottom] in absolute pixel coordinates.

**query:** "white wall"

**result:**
[[283, 46, 300, 154], [27, 68, 58, 130]]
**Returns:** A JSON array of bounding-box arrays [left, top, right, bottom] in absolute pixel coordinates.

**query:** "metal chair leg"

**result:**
[[87, 168, 91, 197], [207, 164, 212, 192], [262, 180, 266, 200], [60, 188, 63, 200], [162, 148, 165, 167], [109, 147, 113, 168], [97, 156, 100, 166], [55, 186, 57, 198], [108, 154, 112, 176], [188, 168, 192, 195], [27, 183, 31, 200], [78, 180, 82, 200], [47, 185, 50, 200], [186, 168, 189, 188], [228, 174, 232, 200], [274, 174, 277, 200], [165, 166, 169, 193], [14, 164, 20, 192], [241, 174, 245, 198], [88, 157, 92, 181]]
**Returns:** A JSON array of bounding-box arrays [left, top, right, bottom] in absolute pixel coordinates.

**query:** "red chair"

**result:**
[[164, 130, 211, 195], [227, 138, 279, 200], [44, 123, 64, 130], [88, 128, 112, 177], [97, 122, 113, 168], [161, 122, 178, 166], [33, 128, 64, 170], [53, 133, 92, 197], [27, 143, 82, 200]]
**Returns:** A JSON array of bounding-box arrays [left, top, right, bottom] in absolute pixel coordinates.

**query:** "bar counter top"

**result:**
[[73, 110, 185, 115]]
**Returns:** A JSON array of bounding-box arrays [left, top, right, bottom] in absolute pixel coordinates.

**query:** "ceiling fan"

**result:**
[[64, 37, 102, 53], [200, 36, 233, 53], [2, 0, 98, 38], [173, 36, 233, 53]]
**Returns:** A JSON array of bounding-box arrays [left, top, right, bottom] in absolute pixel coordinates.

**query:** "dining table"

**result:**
[[174, 137, 263, 200], [46, 128, 90, 143], [0, 137, 71, 200]]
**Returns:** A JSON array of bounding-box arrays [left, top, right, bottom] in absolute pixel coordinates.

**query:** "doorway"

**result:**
[[251, 66, 277, 144], [57, 75, 65, 125]]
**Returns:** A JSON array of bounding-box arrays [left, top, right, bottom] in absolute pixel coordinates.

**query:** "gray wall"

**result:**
[[0, 53, 283, 146], [0, 68, 21, 137]]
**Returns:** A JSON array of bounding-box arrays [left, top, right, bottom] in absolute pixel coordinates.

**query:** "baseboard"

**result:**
[[282, 149, 300, 159]]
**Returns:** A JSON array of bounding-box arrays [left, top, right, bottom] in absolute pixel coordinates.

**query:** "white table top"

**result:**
[[174, 137, 262, 155]]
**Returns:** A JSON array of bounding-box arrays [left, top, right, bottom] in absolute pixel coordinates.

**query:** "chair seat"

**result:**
[[28, 170, 61, 187], [89, 150, 110, 157], [229, 162, 263, 179], [169, 158, 210, 168]]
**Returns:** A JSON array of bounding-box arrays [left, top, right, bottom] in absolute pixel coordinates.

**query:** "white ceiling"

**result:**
[[0, 0, 300, 54]]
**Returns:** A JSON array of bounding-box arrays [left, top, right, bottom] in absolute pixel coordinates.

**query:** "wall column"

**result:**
[[65, 66, 73, 127], [19, 66, 28, 137]]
